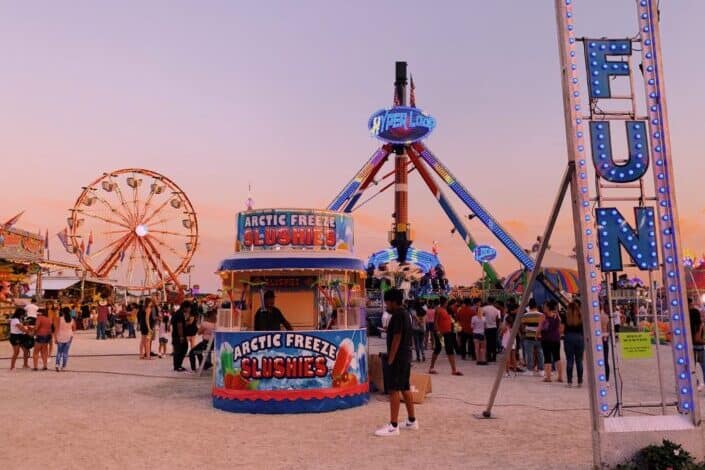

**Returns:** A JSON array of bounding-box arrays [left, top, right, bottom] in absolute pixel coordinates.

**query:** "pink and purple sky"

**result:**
[[1, 1, 703, 291]]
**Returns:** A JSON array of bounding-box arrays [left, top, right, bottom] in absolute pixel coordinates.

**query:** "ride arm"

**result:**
[[407, 146, 500, 284], [411, 142, 536, 271], [327, 146, 391, 212]]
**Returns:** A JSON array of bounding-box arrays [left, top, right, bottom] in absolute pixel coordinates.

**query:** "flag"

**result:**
[[431, 240, 438, 256], [86, 230, 93, 256], [44, 229, 49, 249], [4, 211, 24, 228], [409, 74, 416, 107], [56, 229, 70, 252]]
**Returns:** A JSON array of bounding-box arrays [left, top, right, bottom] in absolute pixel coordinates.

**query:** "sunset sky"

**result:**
[[1, 1, 704, 292]]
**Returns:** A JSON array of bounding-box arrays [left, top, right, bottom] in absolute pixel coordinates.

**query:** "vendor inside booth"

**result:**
[[212, 208, 369, 414]]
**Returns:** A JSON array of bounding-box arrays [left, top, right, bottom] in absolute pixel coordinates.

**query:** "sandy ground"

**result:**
[[0, 331, 699, 470]]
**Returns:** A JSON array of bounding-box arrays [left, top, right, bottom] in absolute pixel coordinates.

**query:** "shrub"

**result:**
[[615, 440, 704, 470]]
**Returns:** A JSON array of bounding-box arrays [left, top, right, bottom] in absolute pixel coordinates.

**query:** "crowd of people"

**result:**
[[9, 297, 77, 372], [7, 295, 217, 374], [381, 294, 596, 387]]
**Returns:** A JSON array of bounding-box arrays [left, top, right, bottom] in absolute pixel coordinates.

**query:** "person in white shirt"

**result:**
[[24, 297, 39, 320], [613, 306, 622, 337], [638, 305, 647, 324], [9, 308, 31, 370], [380, 310, 392, 337], [481, 298, 501, 362]]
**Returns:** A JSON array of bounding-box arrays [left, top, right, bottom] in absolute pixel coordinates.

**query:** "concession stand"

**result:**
[[213, 208, 369, 413]]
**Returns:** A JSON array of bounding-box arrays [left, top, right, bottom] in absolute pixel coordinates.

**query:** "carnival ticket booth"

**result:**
[[213, 209, 369, 413]]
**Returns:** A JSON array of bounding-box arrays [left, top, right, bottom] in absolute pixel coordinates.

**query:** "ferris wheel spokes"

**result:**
[[143, 236, 182, 286], [95, 233, 135, 277], [78, 209, 131, 230], [87, 189, 133, 227], [88, 232, 133, 260], [147, 234, 187, 260]]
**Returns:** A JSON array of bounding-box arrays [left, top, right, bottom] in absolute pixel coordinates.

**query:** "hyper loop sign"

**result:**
[[368, 106, 436, 144]]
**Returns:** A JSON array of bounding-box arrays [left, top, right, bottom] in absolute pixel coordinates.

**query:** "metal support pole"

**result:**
[[649, 270, 667, 414], [604, 279, 622, 416], [482, 163, 573, 418]]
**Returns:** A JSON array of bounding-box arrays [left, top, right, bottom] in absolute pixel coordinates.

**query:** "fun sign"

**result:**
[[557, 0, 694, 418]]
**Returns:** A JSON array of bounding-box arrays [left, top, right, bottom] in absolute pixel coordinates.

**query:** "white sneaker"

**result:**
[[374, 424, 400, 437], [400, 419, 419, 431], [540, 371, 545, 378], [522, 371, 533, 377]]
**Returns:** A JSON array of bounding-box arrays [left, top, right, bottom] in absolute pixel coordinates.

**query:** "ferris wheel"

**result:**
[[67, 168, 198, 291]]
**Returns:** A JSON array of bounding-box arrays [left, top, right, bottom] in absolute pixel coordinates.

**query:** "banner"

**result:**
[[236, 209, 354, 252], [250, 276, 317, 291], [0, 228, 44, 260], [213, 329, 368, 413]]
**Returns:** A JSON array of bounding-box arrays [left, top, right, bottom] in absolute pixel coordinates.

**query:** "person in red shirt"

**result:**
[[428, 297, 462, 376], [455, 298, 475, 360], [33, 309, 53, 370], [96, 300, 110, 340]]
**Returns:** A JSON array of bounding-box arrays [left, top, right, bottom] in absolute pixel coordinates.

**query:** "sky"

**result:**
[[1, 1, 704, 292]]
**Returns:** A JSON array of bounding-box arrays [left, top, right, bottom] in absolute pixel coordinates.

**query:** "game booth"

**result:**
[[213, 208, 369, 413], [0, 227, 44, 340]]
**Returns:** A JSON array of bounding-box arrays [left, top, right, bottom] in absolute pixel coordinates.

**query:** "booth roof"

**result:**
[[218, 250, 365, 272]]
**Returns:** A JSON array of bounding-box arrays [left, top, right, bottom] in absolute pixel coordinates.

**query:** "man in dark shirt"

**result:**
[[375, 288, 417, 437], [171, 301, 189, 371], [254, 291, 292, 331]]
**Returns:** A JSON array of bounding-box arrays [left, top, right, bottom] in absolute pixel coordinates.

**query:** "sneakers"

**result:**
[[375, 420, 418, 436], [374, 424, 400, 437], [401, 419, 419, 430]]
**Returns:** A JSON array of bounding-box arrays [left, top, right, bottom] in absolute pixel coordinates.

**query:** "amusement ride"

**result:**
[[67, 168, 198, 293]]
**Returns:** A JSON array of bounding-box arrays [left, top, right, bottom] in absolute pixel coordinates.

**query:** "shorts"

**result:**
[[442, 332, 457, 355], [35, 335, 52, 344], [542, 341, 561, 363], [10, 333, 24, 346], [473, 333, 485, 341], [387, 361, 411, 392], [159, 337, 168, 344], [22, 335, 35, 349], [425, 322, 435, 333]]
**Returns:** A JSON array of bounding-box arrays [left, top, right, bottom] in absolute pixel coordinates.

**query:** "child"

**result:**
[[158, 310, 170, 358], [501, 315, 518, 376]]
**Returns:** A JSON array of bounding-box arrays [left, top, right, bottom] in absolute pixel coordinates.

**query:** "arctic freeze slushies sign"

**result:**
[[213, 330, 369, 413], [237, 209, 354, 252]]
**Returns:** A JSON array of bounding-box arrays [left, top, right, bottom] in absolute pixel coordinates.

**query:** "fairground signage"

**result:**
[[473, 245, 497, 264], [236, 209, 354, 252], [368, 106, 436, 144], [0, 228, 44, 260], [556, 0, 702, 464], [213, 330, 369, 413]]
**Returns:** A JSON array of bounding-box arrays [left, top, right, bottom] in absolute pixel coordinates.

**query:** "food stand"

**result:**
[[0, 227, 44, 340], [213, 208, 369, 413]]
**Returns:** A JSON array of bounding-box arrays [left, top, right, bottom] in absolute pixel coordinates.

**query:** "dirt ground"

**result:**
[[0, 331, 698, 470]]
